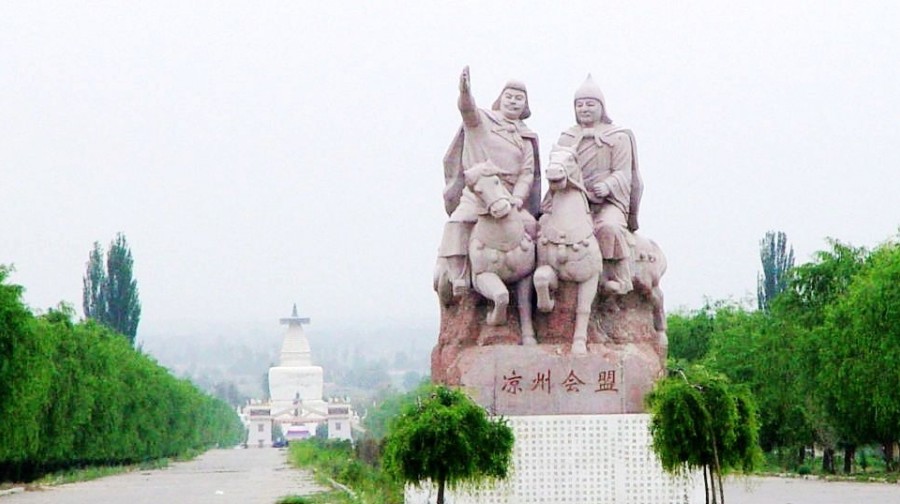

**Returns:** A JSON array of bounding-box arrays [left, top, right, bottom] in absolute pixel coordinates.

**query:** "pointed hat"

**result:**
[[574, 74, 604, 103], [573, 74, 612, 124]]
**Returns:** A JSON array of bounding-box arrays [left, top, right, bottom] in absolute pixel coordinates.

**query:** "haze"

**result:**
[[2, 2, 898, 349]]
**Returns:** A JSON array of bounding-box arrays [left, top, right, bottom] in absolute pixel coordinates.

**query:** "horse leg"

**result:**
[[516, 275, 537, 345], [651, 284, 668, 348], [474, 272, 509, 326], [572, 272, 599, 355], [433, 258, 453, 306], [533, 265, 558, 313]]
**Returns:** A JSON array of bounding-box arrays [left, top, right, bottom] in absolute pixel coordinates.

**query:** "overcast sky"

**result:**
[[2, 1, 898, 342]]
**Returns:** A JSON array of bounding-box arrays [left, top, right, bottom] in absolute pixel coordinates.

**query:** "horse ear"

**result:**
[[463, 163, 483, 187]]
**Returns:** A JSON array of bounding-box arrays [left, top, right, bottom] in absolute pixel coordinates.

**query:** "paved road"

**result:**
[[6, 453, 900, 503], [724, 475, 900, 504], [1, 447, 328, 504]]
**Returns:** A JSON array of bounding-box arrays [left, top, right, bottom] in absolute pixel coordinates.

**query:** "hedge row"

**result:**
[[0, 269, 245, 481]]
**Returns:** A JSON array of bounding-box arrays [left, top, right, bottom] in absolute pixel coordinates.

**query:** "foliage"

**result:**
[[772, 238, 870, 469], [363, 381, 431, 441], [82, 243, 106, 323], [81, 233, 142, 344], [814, 242, 900, 460], [646, 365, 761, 504], [288, 438, 401, 504], [666, 306, 715, 362], [0, 272, 243, 482], [757, 230, 794, 312], [702, 304, 814, 456], [276, 493, 354, 504], [774, 239, 868, 328], [382, 385, 514, 504]]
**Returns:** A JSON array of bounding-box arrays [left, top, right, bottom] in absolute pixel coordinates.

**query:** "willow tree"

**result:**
[[816, 241, 900, 471], [646, 366, 761, 504], [382, 385, 514, 504]]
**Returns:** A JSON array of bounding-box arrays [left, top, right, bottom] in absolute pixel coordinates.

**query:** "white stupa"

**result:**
[[267, 305, 327, 428]]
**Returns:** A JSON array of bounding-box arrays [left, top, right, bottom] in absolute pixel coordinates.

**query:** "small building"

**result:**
[[246, 404, 272, 448], [327, 399, 353, 441]]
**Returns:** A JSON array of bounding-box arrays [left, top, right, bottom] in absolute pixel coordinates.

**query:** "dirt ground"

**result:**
[[0, 447, 328, 504]]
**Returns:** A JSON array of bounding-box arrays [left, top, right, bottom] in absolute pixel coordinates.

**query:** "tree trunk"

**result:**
[[706, 465, 716, 504], [703, 465, 710, 504], [437, 477, 445, 504], [843, 445, 855, 474], [883, 441, 896, 472], [797, 445, 806, 465], [822, 448, 835, 474], [437, 478, 445, 504]]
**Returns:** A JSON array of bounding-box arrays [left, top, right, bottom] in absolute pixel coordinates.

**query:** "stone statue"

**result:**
[[534, 147, 602, 354], [464, 160, 537, 345], [557, 75, 643, 296], [435, 66, 540, 305], [432, 70, 667, 417], [632, 234, 668, 343]]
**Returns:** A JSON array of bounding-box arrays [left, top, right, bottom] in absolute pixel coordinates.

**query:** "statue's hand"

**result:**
[[594, 182, 610, 199], [510, 196, 524, 210], [459, 66, 470, 94]]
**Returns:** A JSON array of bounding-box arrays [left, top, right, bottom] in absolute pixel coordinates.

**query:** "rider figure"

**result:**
[[438, 66, 540, 299], [557, 75, 643, 295]]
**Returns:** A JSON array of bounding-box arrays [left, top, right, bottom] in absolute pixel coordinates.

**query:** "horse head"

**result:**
[[546, 146, 587, 194], [465, 160, 514, 219]]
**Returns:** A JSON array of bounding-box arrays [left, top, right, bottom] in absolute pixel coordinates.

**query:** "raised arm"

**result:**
[[457, 66, 481, 128]]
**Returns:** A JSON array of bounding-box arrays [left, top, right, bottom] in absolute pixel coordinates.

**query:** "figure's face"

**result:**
[[499, 88, 527, 120], [575, 98, 602, 126]]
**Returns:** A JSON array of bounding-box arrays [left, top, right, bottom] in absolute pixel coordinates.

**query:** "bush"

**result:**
[[0, 271, 244, 482], [288, 438, 401, 504]]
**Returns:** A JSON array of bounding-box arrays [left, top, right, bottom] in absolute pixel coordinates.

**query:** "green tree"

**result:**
[[757, 230, 794, 312], [703, 304, 813, 464], [382, 385, 514, 504], [2, 269, 242, 481], [774, 239, 867, 328], [772, 238, 869, 472], [646, 366, 761, 504], [82, 242, 106, 321], [667, 305, 716, 362], [81, 233, 141, 344], [816, 241, 900, 471]]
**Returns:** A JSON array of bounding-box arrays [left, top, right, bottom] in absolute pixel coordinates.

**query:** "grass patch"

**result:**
[[34, 464, 135, 486], [287, 439, 402, 504], [276, 492, 355, 504], [30, 455, 178, 487]]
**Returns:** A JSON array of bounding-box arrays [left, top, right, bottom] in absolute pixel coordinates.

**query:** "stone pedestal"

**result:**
[[405, 414, 701, 504], [423, 282, 684, 503], [432, 282, 667, 415], [442, 343, 662, 415]]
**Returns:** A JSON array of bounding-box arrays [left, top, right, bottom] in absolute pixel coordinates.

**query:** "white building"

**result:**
[[240, 305, 357, 446], [267, 305, 329, 438]]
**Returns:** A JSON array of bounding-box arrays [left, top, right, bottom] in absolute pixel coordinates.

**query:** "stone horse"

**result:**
[[534, 147, 602, 354], [465, 160, 537, 345], [632, 234, 668, 346]]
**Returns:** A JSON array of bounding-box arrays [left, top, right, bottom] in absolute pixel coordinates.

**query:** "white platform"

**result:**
[[405, 414, 701, 504]]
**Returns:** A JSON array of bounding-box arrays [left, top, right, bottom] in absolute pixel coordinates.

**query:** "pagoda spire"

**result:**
[[280, 303, 310, 327]]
